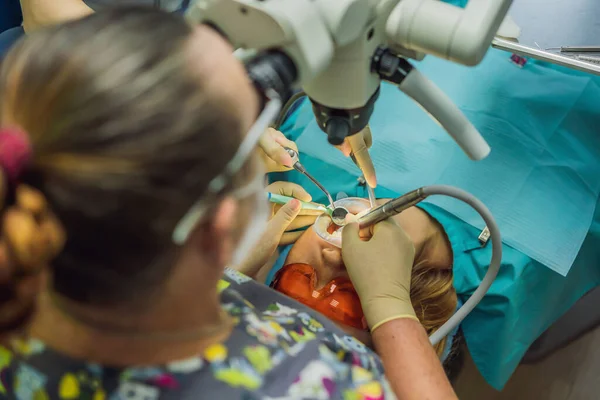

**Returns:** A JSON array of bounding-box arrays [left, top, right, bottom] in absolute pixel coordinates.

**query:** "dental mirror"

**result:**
[[331, 206, 350, 226]]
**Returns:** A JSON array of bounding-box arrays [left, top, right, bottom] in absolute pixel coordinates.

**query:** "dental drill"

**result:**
[[351, 185, 502, 346]]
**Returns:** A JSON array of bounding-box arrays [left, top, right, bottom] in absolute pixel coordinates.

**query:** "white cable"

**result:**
[[421, 185, 502, 345]]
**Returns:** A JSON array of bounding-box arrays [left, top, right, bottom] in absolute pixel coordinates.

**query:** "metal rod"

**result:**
[[284, 146, 336, 208], [293, 163, 335, 208], [559, 46, 600, 53], [367, 184, 376, 208], [492, 37, 600, 76], [350, 152, 377, 208], [577, 55, 600, 64]]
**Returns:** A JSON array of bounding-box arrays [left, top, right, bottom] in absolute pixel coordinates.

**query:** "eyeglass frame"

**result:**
[[172, 88, 282, 245]]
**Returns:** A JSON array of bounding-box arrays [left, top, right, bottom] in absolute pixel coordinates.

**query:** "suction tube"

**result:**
[[422, 185, 501, 345]]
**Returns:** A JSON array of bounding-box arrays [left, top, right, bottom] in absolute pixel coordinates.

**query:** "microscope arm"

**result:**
[[400, 68, 490, 160], [373, 48, 490, 160]]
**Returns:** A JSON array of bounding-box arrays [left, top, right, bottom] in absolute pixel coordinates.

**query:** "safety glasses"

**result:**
[[172, 89, 282, 245]]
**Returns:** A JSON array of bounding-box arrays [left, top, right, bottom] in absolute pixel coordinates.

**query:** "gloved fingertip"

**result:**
[[365, 173, 377, 188], [296, 190, 312, 203], [336, 142, 352, 157], [278, 151, 294, 168], [274, 134, 296, 149], [271, 200, 302, 234], [289, 199, 301, 211]]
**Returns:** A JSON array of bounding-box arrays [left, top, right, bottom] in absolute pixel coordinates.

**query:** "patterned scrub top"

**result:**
[[0, 268, 396, 400]]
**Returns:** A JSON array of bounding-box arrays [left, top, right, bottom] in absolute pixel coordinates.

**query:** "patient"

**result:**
[[272, 199, 457, 356]]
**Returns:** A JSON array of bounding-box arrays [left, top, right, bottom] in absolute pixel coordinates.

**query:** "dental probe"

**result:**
[[283, 147, 349, 225], [284, 147, 335, 207]]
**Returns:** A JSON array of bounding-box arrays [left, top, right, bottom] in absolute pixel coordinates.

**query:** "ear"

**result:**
[[188, 197, 238, 268]]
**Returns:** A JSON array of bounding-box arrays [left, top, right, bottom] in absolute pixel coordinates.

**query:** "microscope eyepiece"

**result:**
[[246, 51, 298, 105]]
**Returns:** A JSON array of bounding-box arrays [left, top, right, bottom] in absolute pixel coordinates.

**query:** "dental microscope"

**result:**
[[187, 0, 511, 163], [185, 0, 509, 345]]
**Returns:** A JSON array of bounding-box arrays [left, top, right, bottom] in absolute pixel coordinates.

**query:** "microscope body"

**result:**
[[187, 0, 512, 156]]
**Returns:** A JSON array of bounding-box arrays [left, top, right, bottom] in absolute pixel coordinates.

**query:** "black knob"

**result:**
[[325, 117, 350, 145]]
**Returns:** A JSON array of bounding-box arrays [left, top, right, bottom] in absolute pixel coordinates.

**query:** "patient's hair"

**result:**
[[410, 259, 457, 357], [0, 8, 252, 334]]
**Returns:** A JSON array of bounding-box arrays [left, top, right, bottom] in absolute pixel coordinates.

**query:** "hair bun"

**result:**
[[0, 128, 32, 185]]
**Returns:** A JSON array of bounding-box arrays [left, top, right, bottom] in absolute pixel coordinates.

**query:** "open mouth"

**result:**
[[314, 198, 372, 248]]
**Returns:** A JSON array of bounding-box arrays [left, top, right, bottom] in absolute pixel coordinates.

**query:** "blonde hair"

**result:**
[[410, 259, 457, 357]]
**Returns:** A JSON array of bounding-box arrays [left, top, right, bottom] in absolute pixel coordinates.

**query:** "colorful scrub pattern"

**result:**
[[0, 268, 395, 399]]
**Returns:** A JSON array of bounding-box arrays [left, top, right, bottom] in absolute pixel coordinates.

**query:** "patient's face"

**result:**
[[286, 226, 347, 288], [272, 204, 453, 348], [272, 224, 370, 341]]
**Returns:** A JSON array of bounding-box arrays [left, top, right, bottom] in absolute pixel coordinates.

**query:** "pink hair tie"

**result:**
[[0, 128, 32, 185]]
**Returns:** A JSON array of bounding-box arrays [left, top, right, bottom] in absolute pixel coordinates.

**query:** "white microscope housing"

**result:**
[[186, 0, 511, 159]]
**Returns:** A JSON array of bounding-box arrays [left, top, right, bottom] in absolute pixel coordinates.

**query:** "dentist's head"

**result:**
[[0, 7, 269, 360]]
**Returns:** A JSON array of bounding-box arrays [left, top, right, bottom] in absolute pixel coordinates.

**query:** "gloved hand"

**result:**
[[266, 181, 323, 244], [342, 219, 417, 331], [235, 182, 322, 279], [335, 127, 377, 188], [258, 128, 298, 173]]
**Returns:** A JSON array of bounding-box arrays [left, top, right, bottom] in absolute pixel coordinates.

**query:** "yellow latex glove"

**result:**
[[266, 181, 323, 245], [335, 127, 377, 188], [235, 182, 322, 279], [258, 128, 298, 173], [341, 219, 417, 331]]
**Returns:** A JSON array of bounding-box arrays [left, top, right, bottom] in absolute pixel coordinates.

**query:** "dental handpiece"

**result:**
[[357, 188, 428, 229]]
